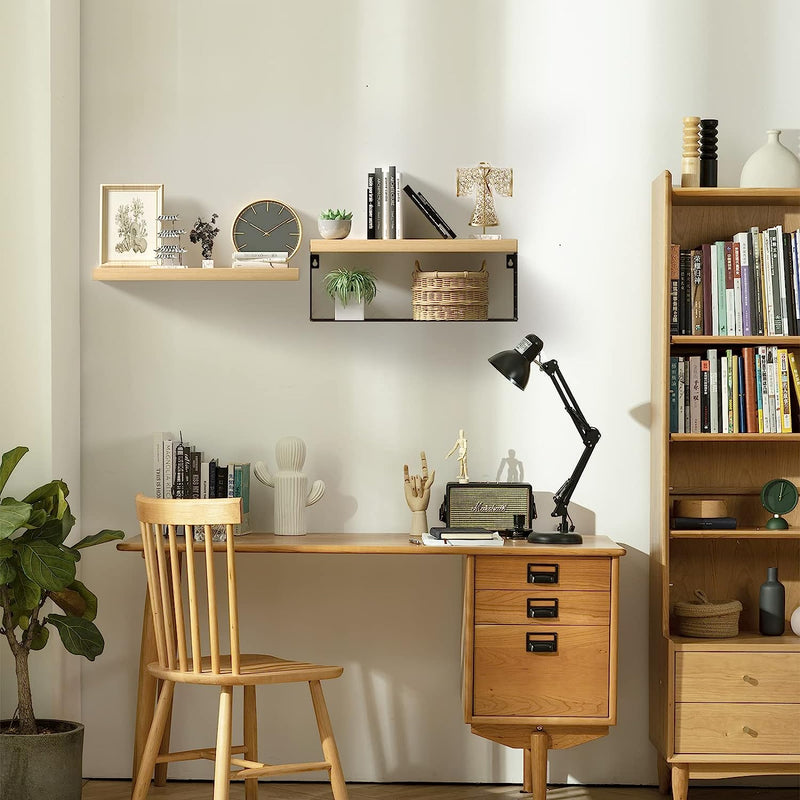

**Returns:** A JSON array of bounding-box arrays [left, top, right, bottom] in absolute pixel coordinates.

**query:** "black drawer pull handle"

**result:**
[[526, 632, 558, 653], [528, 563, 559, 584], [527, 598, 559, 618]]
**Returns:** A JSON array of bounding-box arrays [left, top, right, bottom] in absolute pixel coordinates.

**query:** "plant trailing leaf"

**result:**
[[320, 208, 353, 220], [47, 614, 104, 661], [0, 499, 32, 540], [73, 529, 124, 550], [323, 268, 377, 307]]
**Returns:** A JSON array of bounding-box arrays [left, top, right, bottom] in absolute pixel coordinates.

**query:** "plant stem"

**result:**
[[0, 585, 37, 734]]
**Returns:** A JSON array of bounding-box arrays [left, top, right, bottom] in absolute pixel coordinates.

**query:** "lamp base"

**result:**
[[527, 531, 583, 545]]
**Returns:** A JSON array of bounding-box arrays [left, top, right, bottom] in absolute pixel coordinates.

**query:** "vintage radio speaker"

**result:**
[[439, 482, 536, 531]]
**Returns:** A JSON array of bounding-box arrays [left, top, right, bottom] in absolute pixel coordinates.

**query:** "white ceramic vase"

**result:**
[[740, 130, 800, 188], [791, 605, 800, 637], [334, 295, 365, 320]]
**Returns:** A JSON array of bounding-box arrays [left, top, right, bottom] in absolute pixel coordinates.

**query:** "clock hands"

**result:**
[[242, 216, 295, 239]]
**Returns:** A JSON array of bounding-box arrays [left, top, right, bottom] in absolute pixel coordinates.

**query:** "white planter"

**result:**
[[201, 259, 214, 268], [318, 218, 352, 239], [334, 295, 365, 320], [740, 130, 800, 188]]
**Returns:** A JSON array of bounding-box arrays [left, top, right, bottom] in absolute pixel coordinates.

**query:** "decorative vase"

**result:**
[[318, 218, 352, 239], [758, 567, 785, 636], [791, 606, 800, 637], [202, 259, 214, 268], [740, 130, 800, 188], [334, 295, 365, 321]]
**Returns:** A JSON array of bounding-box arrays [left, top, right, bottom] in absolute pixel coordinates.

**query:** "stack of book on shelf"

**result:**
[[669, 347, 799, 434], [153, 432, 251, 538], [231, 251, 289, 268], [367, 166, 405, 239], [671, 226, 800, 336]]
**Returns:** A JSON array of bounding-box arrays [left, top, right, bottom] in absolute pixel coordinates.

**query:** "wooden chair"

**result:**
[[132, 494, 348, 800]]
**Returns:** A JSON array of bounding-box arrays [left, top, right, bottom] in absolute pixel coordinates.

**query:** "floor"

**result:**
[[80, 780, 800, 799]]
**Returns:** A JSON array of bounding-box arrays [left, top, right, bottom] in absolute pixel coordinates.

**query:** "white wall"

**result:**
[[72, 0, 800, 785]]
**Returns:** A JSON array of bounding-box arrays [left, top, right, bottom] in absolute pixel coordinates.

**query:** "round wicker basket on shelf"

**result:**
[[673, 590, 742, 638], [411, 260, 488, 321]]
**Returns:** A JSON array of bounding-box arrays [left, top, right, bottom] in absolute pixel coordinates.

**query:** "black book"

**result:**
[[678, 249, 691, 335], [208, 459, 217, 499], [700, 359, 710, 432], [190, 450, 202, 499], [749, 228, 764, 335], [373, 167, 383, 239], [366, 173, 375, 239], [783, 232, 797, 335], [403, 185, 455, 239], [672, 516, 737, 530], [215, 465, 228, 500], [416, 190, 456, 238], [387, 166, 397, 239]]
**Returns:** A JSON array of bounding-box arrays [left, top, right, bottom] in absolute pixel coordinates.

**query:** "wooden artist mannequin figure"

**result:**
[[445, 429, 469, 483], [255, 436, 325, 535], [404, 451, 435, 537]]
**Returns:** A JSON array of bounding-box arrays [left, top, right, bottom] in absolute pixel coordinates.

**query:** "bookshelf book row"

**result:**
[[669, 346, 799, 434], [367, 165, 457, 240], [153, 432, 251, 538], [671, 225, 800, 337]]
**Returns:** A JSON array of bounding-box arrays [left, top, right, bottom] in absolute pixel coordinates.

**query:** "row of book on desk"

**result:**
[[153, 432, 251, 538], [669, 346, 799, 434], [671, 225, 800, 337]]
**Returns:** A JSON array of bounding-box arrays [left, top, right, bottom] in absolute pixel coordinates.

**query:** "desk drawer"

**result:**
[[473, 624, 609, 717], [474, 556, 610, 592], [676, 652, 800, 703], [675, 702, 800, 755], [475, 589, 610, 625]]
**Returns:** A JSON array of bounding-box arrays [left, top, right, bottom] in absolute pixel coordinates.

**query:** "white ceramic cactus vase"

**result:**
[[254, 436, 325, 536]]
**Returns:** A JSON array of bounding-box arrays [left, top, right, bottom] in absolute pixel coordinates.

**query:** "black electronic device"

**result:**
[[439, 482, 535, 535]]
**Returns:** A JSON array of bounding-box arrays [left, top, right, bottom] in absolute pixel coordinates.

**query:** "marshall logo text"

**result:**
[[471, 502, 508, 513]]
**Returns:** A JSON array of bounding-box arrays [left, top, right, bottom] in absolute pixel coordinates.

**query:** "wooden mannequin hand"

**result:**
[[403, 451, 435, 512]]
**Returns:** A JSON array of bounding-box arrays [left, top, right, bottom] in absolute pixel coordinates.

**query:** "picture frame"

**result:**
[[99, 184, 164, 266]]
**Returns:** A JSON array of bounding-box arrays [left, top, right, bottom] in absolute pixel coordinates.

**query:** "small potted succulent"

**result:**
[[323, 268, 377, 320], [0, 446, 124, 800], [318, 209, 353, 240], [189, 213, 220, 267]]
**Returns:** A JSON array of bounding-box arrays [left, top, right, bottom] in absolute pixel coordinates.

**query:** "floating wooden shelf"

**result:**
[[92, 267, 299, 282], [309, 238, 517, 253], [669, 632, 800, 650]]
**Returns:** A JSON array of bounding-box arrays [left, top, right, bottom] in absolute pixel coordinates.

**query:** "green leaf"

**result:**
[[17, 540, 76, 592], [0, 540, 12, 558], [50, 580, 97, 621], [0, 447, 28, 495], [72, 529, 124, 550], [47, 614, 104, 660], [0, 557, 16, 584], [9, 570, 41, 612], [22, 509, 48, 529], [29, 622, 49, 651], [0, 500, 32, 540], [23, 480, 68, 514]]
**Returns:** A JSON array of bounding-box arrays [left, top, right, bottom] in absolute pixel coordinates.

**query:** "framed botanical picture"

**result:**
[[99, 184, 164, 265]]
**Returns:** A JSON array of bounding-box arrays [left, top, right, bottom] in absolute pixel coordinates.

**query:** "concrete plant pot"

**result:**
[[0, 720, 84, 800], [317, 217, 352, 239]]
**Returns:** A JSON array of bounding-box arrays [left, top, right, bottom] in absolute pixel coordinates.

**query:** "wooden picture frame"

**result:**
[[99, 184, 164, 266]]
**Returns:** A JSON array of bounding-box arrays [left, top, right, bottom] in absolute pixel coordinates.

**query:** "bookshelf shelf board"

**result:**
[[309, 238, 517, 254], [670, 632, 800, 651], [671, 335, 800, 346], [669, 528, 800, 539], [670, 433, 800, 442], [93, 267, 299, 282], [672, 186, 800, 207]]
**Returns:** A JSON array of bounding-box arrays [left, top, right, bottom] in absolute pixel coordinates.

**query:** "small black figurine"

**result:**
[[699, 119, 718, 187], [189, 213, 220, 260]]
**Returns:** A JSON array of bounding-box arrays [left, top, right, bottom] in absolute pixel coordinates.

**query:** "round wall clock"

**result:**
[[761, 478, 798, 530], [232, 200, 302, 258]]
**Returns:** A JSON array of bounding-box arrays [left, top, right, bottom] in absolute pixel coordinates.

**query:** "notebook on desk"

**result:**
[[421, 532, 504, 546]]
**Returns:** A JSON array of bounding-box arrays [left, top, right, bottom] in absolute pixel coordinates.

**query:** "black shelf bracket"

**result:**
[[310, 253, 320, 270], [508, 251, 518, 321]]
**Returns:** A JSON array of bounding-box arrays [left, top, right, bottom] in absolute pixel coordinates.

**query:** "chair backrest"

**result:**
[[135, 494, 243, 676]]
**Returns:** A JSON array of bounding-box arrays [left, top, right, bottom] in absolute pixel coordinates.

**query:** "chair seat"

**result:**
[[147, 653, 344, 685]]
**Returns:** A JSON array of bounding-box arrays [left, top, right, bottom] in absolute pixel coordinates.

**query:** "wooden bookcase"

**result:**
[[649, 171, 800, 799]]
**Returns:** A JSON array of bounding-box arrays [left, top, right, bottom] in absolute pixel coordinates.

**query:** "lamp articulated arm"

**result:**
[[537, 358, 601, 533]]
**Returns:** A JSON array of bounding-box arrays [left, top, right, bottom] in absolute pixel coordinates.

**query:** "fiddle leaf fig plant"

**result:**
[[0, 446, 124, 735]]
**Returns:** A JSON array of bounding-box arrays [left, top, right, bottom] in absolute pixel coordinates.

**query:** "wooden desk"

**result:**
[[118, 532, 625, 800]]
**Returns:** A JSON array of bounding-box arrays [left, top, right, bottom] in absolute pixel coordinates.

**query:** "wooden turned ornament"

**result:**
[[699, 119, 718, 187], [681, 116, 700, 187]]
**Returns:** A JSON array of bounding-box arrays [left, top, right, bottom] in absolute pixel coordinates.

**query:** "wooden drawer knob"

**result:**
[[742, 726, 758, 737], [742, 674, 759, 686]]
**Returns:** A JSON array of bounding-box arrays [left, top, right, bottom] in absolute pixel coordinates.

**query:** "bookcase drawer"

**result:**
[[675, 702, 800, 755], [474, 556, 610, 592], [475, 589, 610, 626], [676, 652, 800, 703], [473, 624, 609, 717]]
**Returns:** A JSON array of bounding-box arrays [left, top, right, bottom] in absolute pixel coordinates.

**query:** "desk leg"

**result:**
[[529, 731, 549, 800], [522, 748, 531, 793]]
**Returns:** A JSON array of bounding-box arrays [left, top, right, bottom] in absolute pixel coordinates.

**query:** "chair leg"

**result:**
[[243, 685, 258, 800], [131, 680, 175, 800], [213, 686, 233, 800], [309, 680, 348, 800]]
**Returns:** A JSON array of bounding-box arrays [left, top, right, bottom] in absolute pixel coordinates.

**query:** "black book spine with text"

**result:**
[[373, 167, 383, 240], [403, 184, 449, 238], [366, 173, 375, 239], [215, 465, 228, 500], [783, 231, 797, 335]]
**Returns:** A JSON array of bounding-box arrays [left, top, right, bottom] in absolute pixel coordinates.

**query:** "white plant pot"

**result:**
[[318, 218, 352, 239], [740, 130, 800, 188], [334, 295, 365, 320], [201, 259, 214, 268]]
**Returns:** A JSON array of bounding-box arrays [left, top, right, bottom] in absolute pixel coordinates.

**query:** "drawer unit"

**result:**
[[475, 589, 610, 626], [675, 702, 800, 755], [475, 556, 610, 592], [473, 624, 610, 717], [676, 652, 800, 703]]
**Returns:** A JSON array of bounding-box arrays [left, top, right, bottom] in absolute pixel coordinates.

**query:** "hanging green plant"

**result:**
[[323, 268, 377, 307]]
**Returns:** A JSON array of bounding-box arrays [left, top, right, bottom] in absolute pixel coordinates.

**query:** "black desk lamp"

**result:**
[[489, 334, 600, 545]]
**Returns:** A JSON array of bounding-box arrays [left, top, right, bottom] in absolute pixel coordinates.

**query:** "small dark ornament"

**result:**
[[189, 213, 220, 259], [699, 119, 718, 187]]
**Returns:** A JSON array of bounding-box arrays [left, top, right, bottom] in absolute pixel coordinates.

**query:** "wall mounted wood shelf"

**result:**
[[92, 267, 299, 281]]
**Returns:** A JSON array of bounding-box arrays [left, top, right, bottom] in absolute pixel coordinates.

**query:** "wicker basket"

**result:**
[[673, 590, 742, 638], [412, 260, 488, 321]]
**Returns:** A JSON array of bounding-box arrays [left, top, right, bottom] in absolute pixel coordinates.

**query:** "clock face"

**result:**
[[232, 200, 302, 257], [761, 478, 799, 515]]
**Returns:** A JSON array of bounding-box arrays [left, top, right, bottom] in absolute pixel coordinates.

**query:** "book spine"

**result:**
[[163, 439, 174, 500], [387, 166, 397, 239], [782, 232, 797, 336], [737, 355, 745, 432], [774, 225, 789, 334], [793, 230, 800, 332], [735, 233, 752, 336], [366, 173, 375, 239], [765, 229, 778, 334], [373, 167, 383, 240], [241, 464, 251, 533], [716, 242, 727, 335], [731, 353, 739, 433], [208, 459, 217, 498], [724, 242, 736, 336], [778, 349, 792, 431], [691, 249, 703, 334], [765, 347, 777, 432], [679, 249, 690, 335], [700, 359, 710, 432], [742, 347, 757, 433], [670, 244, 680, 335], [701, 244, 713, 335], [381, 170, 390, 239], [215, 465, 228, 500], [153, 433, 165, 499], [200, 461, 210, 499], [732, 240, 743, 336], [749, 228, 764, 335], [707, 348, 719, 433], [395, 170, 404, 239], [669, 357, 678, 433], [226, 463, 235, 498], [677, 357, 686, 433], [403, 184, 449, 239], [416, 190, 457, 238], [755, 347, 765, 432], [709, 242, 719, 335], [720, 354, 729, 433], [689, 355, 701, 433]]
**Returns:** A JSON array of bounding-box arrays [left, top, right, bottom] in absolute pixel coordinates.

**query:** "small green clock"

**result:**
[[761, 478, 798, 530], [232, 199, 302, 258]]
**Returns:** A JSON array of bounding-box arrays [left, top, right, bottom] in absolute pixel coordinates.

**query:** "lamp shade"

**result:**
[[488, 334, 544, 390]]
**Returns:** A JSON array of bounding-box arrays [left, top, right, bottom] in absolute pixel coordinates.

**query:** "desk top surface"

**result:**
[[117, 531, 625, 557]]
